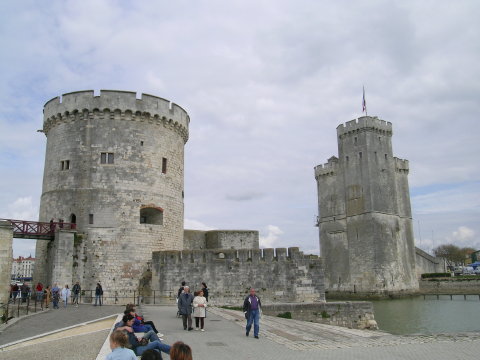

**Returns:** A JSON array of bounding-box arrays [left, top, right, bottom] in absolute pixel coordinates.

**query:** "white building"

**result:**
[[11, 256, 35, 280]]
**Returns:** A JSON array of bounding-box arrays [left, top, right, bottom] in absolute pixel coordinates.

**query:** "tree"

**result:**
[[433, 244, 475, 266]]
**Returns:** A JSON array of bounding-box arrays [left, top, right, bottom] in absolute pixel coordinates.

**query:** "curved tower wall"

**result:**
[[315, 116, 418, 295], [35, 90, 189, 292]]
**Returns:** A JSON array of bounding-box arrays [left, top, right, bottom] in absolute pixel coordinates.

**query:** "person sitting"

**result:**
[[169, 341, 192, 360], [106, 330, 136, 360], [121, 314, 171, 358], [125, 304, 162, 335], [124, 309, 155, 334]]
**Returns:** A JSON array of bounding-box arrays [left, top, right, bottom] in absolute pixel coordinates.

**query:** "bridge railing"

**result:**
[[0, 219, 76, 237]]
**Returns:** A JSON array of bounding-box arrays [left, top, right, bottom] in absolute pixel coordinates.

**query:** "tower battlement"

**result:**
[[336, 116, 392, 137], [314, 156, 339, 178], [155, 247, 320, 265], [43, 90, 190, 142], [394, 157, 409, 173]]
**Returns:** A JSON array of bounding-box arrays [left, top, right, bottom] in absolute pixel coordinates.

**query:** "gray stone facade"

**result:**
[[35, 90, 189, 293], [184, 229, 259, 250], [151, 247, 325, 304], [315, 116, 418, 295], [0, 221, 13, 305], [415, 247, 446, 277]]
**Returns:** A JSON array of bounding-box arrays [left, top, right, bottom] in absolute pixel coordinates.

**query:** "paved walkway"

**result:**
[[0, 304, 123, 346], [1, 304, 480, 359]]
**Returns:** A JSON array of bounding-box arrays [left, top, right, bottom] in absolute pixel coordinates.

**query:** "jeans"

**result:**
[[143, 330, 159, 341], [246, 309, 260, 337], [135, 340, 170, 357], [72, 293, 79, 304], [95, 294, 102, 305], [36, 291, 44, 302]]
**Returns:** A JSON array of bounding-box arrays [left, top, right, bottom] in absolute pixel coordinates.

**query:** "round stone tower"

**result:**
[[35, 90, 189, 293]]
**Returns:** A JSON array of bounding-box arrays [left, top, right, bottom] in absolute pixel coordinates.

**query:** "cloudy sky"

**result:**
[[1, 1, 479, 258]]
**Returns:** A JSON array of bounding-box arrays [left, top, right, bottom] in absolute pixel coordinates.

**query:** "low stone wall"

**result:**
[[261, 302, 377, 330], [152, 247, 325, 304], [420, 278, 480, 294]]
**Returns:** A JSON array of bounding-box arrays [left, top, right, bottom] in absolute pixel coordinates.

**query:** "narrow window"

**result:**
[[354, 137, 358, 145], [61, 161, 64, 170], [162, 157, 167, 174], [359, 152, 362, 159], [346, 156, 349, 162], [65, 160, 70, 170], [140, 141, 144, 146], [89, 214, 94, 224], [385, 154, 388, 160], [101, 152, 114, 164]]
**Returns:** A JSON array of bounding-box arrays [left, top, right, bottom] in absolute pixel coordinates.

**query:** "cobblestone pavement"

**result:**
[[0, 304, 123, 346]]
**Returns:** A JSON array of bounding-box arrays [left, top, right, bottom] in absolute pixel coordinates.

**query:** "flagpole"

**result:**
[[362, 86, 368, 116]]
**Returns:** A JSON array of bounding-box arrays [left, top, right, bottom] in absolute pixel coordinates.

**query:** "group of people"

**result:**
[[177, 282, 209, 332], [110, 303, 192, 360], [9, 281, 100, 308]]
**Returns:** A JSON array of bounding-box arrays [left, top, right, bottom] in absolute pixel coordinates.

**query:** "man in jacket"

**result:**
[[243, 288, 262, 339], [72, 281, 81, 306], [178, 286, 194, 331]]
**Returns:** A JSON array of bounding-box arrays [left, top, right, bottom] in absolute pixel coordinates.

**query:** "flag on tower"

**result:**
[[362, 86, 367, 114]]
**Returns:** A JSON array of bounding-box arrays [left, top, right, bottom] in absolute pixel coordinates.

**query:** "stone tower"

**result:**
[[35, 90, 189, 293], [314, 116, 418, 295]]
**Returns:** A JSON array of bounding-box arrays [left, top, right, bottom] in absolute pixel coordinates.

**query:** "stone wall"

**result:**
[[261, 302, 377, 330], [184, 230, 259, 250], [151, 247, 325, 305], [46, 230, 75, 287], [415, 247, 446, 277], [419, 278, 480, 294], [0, 221, 13, 305]]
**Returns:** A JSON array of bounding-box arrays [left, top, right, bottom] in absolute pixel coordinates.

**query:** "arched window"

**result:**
[[70, 213, 76, 224], [140, 206, 163, 225]]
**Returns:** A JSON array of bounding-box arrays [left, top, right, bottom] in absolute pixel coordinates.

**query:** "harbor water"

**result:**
[[372, 295, 480, 335]]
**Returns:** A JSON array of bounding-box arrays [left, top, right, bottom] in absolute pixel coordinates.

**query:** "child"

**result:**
[[106, 330, 137, 360], [170, 341, 192, 360]]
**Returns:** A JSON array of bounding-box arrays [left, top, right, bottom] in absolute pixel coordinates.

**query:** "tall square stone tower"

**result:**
[[314, 116, 418, 295]]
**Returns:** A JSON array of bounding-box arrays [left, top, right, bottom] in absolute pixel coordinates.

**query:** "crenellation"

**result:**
[[337, 116, 392, 137]]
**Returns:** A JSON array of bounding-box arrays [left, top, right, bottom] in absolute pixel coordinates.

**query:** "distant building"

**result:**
[[11, 255, 35, 280]]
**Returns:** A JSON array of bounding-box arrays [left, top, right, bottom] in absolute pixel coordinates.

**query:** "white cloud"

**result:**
[[184, 219, 216, 231], [449, 226, 475, 243], [259, 225, 283, 248], [7, 197, 39, 221]]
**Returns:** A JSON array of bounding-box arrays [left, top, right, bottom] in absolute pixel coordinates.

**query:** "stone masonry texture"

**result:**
[[35, 90, 189, 295], [151, 247, 325, 304], [0, 221, 13, 305], [315, 116, 418, 295]]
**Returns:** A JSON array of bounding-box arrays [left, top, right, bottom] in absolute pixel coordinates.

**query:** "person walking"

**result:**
[[243, 288, 262, 339], [52, 283, 60, 309], [178, 286, 194, 331], [72, 281, 81, 306], [44, 285, 52, 308], [95, 282, 103, 306], [11, 283, 19, 304], [35, 282, 44, 304], [193, 290, 207, 331], [201, 282, 209, 302], [61, 284, 71, 308]]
